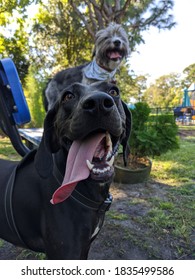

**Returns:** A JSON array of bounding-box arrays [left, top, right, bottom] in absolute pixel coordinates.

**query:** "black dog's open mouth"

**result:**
[[51, 131, 119, 204], [86, 132, 119, 181], [106, 48, 125, 61]]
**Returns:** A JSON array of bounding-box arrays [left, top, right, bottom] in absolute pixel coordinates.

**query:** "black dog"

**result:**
[[0, 82, 131, 259]]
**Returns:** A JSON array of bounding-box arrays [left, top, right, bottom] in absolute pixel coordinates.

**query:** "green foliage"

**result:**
[[130, 102, 179, 160], [69, 0, 175, 51], [24, 66, 46, 127], [144, 73, 183, 108], [182, 63, 195, 88], [1, 0, 192, 108], [0, 17, 30, 84], [0, 0, 33, 26], [117, 66, 148, 102], [32, 1, 93, 73], [1, 0, 176, 78], [0, 1, 37, 83]]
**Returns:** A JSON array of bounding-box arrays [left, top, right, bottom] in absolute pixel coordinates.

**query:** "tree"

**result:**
[[144, 73, 183, 108], [24, 65, 46, 127], [31, 0, 93, 74], [0, 0, 33, 83], [29, 0, 175, 82], [116, 67, 148, 103], [69, 0, 176, 50], [0, 23, 30, 84], [0, 0, 176, 101], [182, 63, 195, 88], [0, 0, 34, 25]]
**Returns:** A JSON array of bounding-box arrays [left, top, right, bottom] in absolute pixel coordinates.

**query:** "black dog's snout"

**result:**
[[82, 93, 114, 114]]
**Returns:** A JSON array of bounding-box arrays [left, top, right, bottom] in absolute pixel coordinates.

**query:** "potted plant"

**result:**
[[114, 102, 179, 184]]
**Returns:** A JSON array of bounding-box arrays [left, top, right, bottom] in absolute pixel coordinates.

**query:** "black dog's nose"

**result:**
[[114, 39, 121, 47], [82, 93, 114, 114]]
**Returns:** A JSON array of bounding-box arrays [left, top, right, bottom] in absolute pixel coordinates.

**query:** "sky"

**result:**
[[129, 0, 195, 84]]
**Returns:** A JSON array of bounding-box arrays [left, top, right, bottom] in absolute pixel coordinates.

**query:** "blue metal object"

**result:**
[[182, 88, 191, 107], [0, 58, 30, 125], [0, 58, 31, 156]]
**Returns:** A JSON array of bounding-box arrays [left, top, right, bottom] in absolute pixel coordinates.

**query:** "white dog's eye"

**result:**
[[62, 92, 75, 103], [109, 89, 119, 97]]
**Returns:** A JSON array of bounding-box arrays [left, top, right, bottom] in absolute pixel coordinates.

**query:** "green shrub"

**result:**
[[129, 102, 179, 160], [24, 66, 46, 128]]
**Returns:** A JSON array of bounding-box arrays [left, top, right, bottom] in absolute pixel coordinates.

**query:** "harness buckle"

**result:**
[[98, 193, 113, 213]]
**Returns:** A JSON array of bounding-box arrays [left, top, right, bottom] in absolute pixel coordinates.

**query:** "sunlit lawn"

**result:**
[[151, 136, 195, 186], [0, 136, 21, 161]]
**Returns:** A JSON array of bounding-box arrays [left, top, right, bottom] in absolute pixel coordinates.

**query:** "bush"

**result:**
[[24, 66, 46, 128], [129, 102, 179, 161]]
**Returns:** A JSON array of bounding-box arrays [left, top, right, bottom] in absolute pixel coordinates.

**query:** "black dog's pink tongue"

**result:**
[[50, 133, 106, 205]]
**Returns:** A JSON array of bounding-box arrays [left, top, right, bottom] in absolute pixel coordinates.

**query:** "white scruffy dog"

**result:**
[[44, 23, 130, 110]]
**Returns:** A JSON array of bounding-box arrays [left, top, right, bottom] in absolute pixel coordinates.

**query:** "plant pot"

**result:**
[[114, 157, 152, 184]]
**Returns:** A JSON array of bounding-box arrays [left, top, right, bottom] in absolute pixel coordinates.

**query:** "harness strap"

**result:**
[[71, 189, 113, 212], [70, 190, 112, 240], [4, 166, 27, 247]]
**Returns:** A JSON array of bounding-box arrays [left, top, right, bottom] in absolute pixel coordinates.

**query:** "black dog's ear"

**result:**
[[121, 101, 132, 166], [34, 104, 60, 178], [92, 46, 96, 58]]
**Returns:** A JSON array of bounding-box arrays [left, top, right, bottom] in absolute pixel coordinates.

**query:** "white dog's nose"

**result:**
[[114, 39, 121, 47]]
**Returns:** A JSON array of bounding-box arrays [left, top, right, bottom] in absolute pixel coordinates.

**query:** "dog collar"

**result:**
[[83, 59, 117, 81]]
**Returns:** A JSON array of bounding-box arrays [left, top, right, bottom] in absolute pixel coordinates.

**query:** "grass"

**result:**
[[107, 131, 195, 259], [141, 133, 195, 257], [107, 210, 129, 220], [151, 138, 195, 185], [0, 136, 21, 161], [16, 250, 46, 260], [178, 125, 195, 131]]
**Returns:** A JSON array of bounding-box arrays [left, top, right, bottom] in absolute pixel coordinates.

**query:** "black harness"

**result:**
[[4, 152, 112, 247], [52, 156, 113, 239], [4, 151, 37, 247], [4, 165, 27, 247]]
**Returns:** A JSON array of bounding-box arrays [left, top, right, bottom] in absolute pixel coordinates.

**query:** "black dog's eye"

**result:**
[[62, 92, 75, 103], [109, 88, 119, 97]]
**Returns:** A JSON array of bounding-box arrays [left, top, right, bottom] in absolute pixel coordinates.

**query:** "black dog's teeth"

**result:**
[[112, 142, 119, 156], [106, 142, 119, 161]]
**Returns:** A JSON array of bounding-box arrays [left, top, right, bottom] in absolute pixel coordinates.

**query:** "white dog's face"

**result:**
[[94, 23, 130, 71]]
